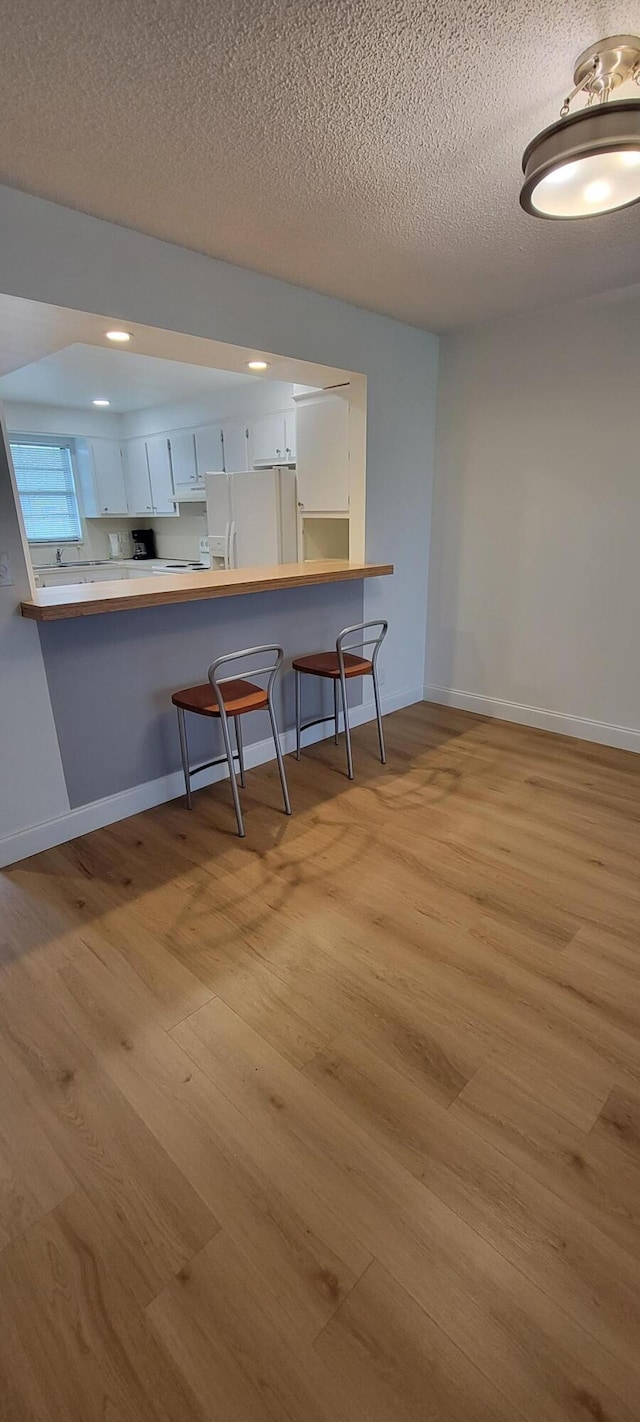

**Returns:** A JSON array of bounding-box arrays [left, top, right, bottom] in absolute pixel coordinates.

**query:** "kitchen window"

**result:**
[[10, 438, 82, 544]]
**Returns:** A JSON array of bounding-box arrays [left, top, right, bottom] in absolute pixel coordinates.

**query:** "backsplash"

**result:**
[[30, 512, 207, 568], [148, 510, 208, 560], [29, 519, 132, 568]]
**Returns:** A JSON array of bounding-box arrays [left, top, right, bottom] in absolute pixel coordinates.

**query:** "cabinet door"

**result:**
[[146, 435, 175, 514], [221, 422, 249, 472], [194, 425, 224, 479], [284, 411, 296, 462], [123, 439, 153, 515], [38, 570, 86, 587], [295, 393, 349, 511], [169, 431, 198, 488], [84, 567, 127, 582], [249, 413, 286, 465], [91, 440, 128, 514]]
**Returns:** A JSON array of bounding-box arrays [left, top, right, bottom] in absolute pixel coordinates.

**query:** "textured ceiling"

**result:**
[[2, 0, 640, 330]]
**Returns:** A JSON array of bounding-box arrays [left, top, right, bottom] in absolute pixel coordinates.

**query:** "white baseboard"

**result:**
[[0, 684, 423, 869], [424, 684, 640, 754]]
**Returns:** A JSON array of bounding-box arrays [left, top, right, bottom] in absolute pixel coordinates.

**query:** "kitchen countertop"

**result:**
[[20, 559, 393, 621]]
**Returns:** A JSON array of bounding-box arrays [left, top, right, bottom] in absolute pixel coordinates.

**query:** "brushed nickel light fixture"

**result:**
[[521, 35, 640, 218]]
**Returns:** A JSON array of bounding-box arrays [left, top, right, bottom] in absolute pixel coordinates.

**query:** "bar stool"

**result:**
[[172, 644, 291, 838], [293, 620, 388, 780]]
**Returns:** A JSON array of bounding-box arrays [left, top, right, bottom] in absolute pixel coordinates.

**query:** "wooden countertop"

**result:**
[[20, 559, 394, 622]]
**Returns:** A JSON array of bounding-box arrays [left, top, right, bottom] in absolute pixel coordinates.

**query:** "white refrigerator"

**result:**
[[205, 468, 298, 569]]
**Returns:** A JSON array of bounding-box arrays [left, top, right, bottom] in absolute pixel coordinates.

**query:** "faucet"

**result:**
[[56, 548, 64, 566]]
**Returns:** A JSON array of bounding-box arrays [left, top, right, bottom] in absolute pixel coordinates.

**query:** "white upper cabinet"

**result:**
[[76, 439, 129, 517], [249, 413, 287, 465], [145, 435, 176, 514], [221, 421, 249, 473], [284, 411, 296, 462], [194, 424, 224, 479], [169, 430, 198, 488], [122, 439, 153, 516], [295, 391, 350, 512]]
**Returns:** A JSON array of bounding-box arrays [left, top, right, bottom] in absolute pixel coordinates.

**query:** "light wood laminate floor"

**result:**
[[1, 702, 640, 1421]]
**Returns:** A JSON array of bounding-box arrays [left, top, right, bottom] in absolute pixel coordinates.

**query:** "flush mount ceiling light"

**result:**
[[246, 359, 269, 371], [105, 329, 131, 342], [521, 35, 640, 218], [92, 398, 110, 406]]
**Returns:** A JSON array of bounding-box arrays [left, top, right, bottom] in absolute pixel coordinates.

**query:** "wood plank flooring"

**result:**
[[1, 701, 640, 1420]]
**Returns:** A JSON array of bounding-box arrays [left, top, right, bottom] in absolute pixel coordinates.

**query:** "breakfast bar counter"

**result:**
[[20, 559, 393, 622]]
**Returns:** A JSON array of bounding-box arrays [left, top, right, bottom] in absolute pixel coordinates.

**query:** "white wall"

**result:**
[[120, 380, 296, 439], [425, 286, 640, 751], [0, 185, 438, 859], [3, 399, 121, 439]]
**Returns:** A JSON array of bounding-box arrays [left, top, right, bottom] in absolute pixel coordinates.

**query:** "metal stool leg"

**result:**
[[176, 706, 192, 809], [218, 706, 245, 837], [295, 667, 301, 760], [372, 666, 386, 764], [339, 671, 354, 780], [333, 679, 339, 744], [235, 715, 246, 787], [267, 698, 292, 816]]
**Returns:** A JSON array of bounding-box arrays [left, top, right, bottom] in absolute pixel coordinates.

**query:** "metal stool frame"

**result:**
[[176, 644, 291, 837], [294, 620, 388, 780]]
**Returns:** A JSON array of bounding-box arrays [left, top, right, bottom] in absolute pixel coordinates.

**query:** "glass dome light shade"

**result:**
[[521, 101, 640, 218]]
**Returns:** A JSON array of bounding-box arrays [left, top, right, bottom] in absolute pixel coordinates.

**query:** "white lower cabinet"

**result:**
[[83, 567, 128, 583], [35, 565, 129, 587], [35, 570, 86, 588]]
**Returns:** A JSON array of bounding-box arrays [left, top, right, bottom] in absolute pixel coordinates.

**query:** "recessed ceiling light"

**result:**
[[105, 330, 131, 342], [247, 360, 269, 371], [92, 398, 111, 407]]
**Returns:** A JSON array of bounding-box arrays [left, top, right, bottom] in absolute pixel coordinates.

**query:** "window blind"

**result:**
[[10, 441, 82, 543]]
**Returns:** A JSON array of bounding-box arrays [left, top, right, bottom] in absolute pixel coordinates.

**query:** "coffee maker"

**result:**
[[131, 528, 157, 560]]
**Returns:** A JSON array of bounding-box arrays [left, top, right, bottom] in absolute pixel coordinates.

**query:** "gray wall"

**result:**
[[0, 184, 438, 855], [39, 581, 363, 807], [425, 285, 640, 751], [0, 416, 71, 836]]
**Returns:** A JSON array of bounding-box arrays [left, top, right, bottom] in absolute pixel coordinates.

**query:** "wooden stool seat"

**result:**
[[172, 644, 291, 837], [294, 620, 388, 780], [172, 679, 268, 717], [291, 651, 372, 679]]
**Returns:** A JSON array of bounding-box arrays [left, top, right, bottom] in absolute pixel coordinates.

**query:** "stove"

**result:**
[[153, 561, 210, 575]]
